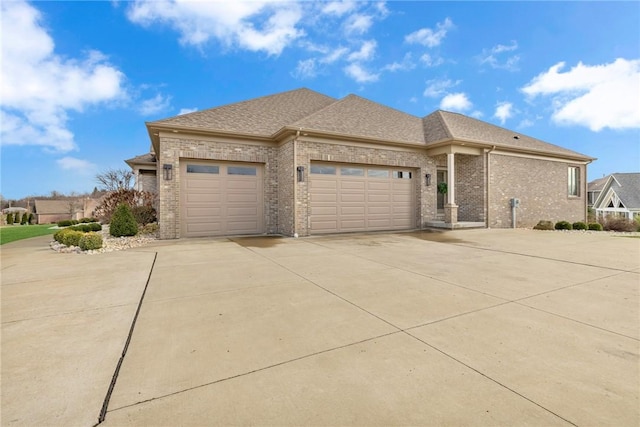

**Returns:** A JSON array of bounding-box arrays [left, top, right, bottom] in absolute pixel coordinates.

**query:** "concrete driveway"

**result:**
[[1, 229, 638, 426]]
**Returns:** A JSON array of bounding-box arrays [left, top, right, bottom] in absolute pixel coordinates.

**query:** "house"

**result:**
[[587, 175, 609, 207], [34, 198, 102, 224], [133, 88, 593, 239], [125, 151, 158, 194], [591, 173, 640, 220]]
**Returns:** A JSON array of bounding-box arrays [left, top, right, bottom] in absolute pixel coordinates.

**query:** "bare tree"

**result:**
[[95, 168, 134, 192]]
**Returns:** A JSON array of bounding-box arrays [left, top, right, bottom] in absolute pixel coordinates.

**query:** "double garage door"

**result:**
[[181, 161, 264, 238], [310, 163, 415, 234]]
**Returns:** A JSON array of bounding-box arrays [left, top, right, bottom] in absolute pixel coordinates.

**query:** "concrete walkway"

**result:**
[[1, 229, 638, 426]]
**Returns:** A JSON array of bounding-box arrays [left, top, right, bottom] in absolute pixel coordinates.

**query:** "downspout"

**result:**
[[293, 130, 300, 237], [486, 145, 496, 228]]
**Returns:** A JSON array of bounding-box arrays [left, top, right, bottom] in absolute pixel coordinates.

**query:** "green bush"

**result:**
[[79, 217, 98, 223], [89, 222, 102, 232], [572, 221, 588, 230], [79, 232, 103, 250], [61, 230, 83, 247], [6, 213, 13, 225], [28, 213, 34, 224], [555, 221, 573, 230], [588, 223, 603, 231], [20, 213, 28, 225], [57, 219, 73, 227], [533, 220, 554, 230], [131, 205, 157, 225], [69, 222, 102, 232], [110, 203, 138, 237], [54, 228, 72, 243]]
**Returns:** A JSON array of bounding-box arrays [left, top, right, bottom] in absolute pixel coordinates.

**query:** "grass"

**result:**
[[0, 224, 57, 245]]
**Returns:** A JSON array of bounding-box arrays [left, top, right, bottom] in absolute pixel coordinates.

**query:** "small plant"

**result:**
[[57, 219, 73, 227], [79, 232, 103, 250], [533, 220, 554, 230], [572, 221, 588, 230], [28, 213, 34, 224], [601, 217, 637, 232], [437, 182, 448, 194], [54, 228, 71, 243], [89, 222, 102, 232], [131, 205, 157, 225], [61, 230, 83, 247], [588, 223, 603, 231], [79, 217, 98, 223], [109, 203, 138, 237], [6, 213, 13, 225], [20, 213, 28, 225], [555, 221, 573, 230], [140, 222, 159, 235]]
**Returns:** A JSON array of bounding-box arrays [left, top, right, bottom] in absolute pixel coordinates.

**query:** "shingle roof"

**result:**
[[125, 153, 156, 165], [427, 110, 592, 159], [588, 175, 609, 192], [292, 95, 425, 144], [152, 88, 336, 136], [34, 200, 75, 215], [610, 173, 640, 209]]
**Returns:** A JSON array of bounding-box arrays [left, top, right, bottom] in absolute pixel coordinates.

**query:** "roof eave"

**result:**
[[276, 125, 426, 148]]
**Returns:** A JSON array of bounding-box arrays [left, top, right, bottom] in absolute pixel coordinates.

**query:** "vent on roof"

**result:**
[[513, 135, 520, 139]]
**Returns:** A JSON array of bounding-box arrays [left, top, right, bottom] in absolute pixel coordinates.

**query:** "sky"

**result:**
[[1, 0, 639, 200]]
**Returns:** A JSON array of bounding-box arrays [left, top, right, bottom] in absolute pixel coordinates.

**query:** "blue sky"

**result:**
[[1, 0, 639, 200]]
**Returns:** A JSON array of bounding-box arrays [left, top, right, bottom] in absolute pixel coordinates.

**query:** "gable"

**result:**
[[592, 173, 640, 210]]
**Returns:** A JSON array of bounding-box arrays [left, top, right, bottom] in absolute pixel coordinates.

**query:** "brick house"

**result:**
[[130, 88, 593, 239], [591, 173, 640, 220]]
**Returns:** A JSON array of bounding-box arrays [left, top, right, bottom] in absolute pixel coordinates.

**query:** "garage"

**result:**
[[309, 163, 415, 234], [180, 161, 264, 237]]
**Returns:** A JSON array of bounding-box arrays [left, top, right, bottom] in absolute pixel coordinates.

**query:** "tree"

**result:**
[[95, 168, 134, 192]]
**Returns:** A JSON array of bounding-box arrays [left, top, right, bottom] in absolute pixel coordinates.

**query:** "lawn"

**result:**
[[0, 224, 57, 245]]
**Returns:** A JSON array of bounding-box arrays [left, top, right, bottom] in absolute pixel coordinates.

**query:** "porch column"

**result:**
[[445, 152, 458, 224]]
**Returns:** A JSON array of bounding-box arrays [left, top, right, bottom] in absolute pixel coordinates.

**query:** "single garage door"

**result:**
[[310, 163, 415, 234], [181, 161, 264, 237]]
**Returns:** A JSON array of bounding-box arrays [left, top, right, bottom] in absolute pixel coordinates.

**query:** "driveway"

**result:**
[[1, 229, 638, 426]]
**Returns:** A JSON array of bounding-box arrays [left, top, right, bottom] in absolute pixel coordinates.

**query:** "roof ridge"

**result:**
[[432, 110, 453, 139]]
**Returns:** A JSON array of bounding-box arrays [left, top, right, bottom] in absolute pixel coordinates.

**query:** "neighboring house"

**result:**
[[131, 88, 593, 239], [591, 173, 640, 220], [34, 198, 102, 224], [125, 151, 158, 194], [587, 175, 609, 207]]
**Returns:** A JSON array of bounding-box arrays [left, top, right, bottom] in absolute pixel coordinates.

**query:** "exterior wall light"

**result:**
[[163, 164, 173, 180], [296, 166, 305, 183], [425, 173, 432, 186]]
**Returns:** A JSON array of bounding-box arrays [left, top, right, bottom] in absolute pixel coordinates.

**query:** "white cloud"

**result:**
[[405, 18, 453, 48], [420, 53, 444, 67], [322, 1, 357, 16], [322, 47, 349, 64], [0, 0, 126, 152], [522, 58, 640, 131], [56, 156, 97, 175], [127, 0, 304, 56], [178, 107, 198, 115], [440, 93, 472, 112], [471, 110, 484, 119], [424, 78, 460, 98], [383, 53, 415, 72], [344, 63, 379, 83], [347, 40, 377, 62], [494, 102, 514, 125], [478, 40, 520, 71], [139, 93, 172, 116], [518, 119, 534, 129], [344, 13, 373, 34], [293, 58, 318, 79]]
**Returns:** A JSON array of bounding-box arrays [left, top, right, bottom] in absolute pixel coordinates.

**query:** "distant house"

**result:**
[[591, 173, 640, 220], [127, 88, 594, 239], [34, 198, 102, 224], [587, 175, 609, 207]]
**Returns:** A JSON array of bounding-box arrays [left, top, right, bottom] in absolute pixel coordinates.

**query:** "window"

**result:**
[[568, 167, 580, 196], [368, 169, 389, 178], [187, 165, 219, 174], [341, 167, 364, 176], [393, 171, 412, 179], [227, 166, 256, 175], [310, 165, 336, 175]]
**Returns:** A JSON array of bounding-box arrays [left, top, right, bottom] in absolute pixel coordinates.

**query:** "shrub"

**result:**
[[94, 189, 156, 224], [61, 230, 83, 247], [57, 219, 73, 227], [28, 213, 34, 224], [110, 203, 138, 237], [533, 220, 554, 230], [79, 232, 103, 250], [555, 221, 573, 230], [602, 217, 637, 232], [6, 213, 13, 225], [140, 222, 159, 235], [588, 223, 603, 231], [79, 217, 98, 223], [54, 228, 74, 243], [72, 220, 79, 225], [89, 222, 102, 232], [572, 221, 588, 230], [20, 213, 28, 225], [131, 205, 157, 225]]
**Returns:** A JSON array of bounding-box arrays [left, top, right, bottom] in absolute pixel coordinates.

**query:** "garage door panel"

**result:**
[[182, 161, 263, 237], [310, 162, 415, 234]]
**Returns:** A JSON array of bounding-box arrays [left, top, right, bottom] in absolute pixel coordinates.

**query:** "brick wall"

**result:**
[[489, 153, 586, 228], [456, 154, 486, 222]]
